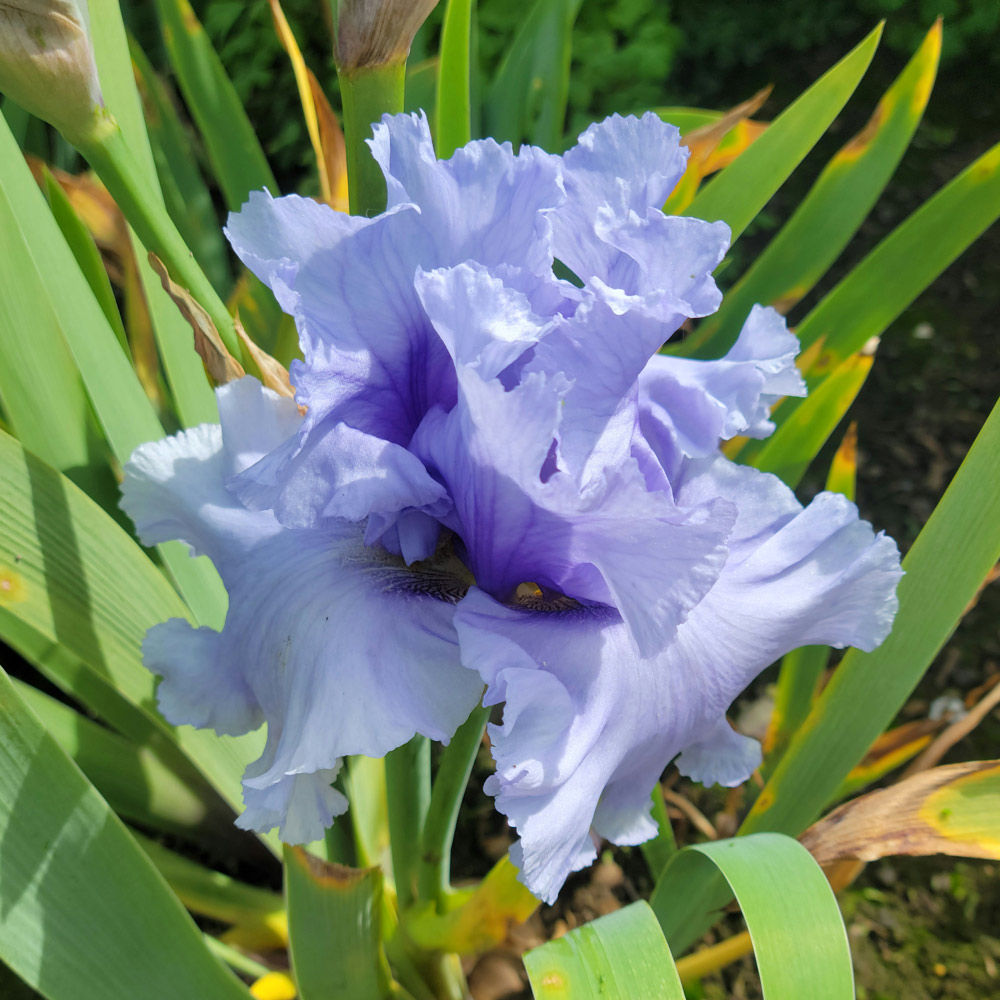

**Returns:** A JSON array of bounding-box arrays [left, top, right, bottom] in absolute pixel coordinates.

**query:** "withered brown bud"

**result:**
[[334, 0, 439, 73]]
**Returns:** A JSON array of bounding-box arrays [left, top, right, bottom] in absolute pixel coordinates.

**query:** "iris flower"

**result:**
[[122, 112, 902, 902]]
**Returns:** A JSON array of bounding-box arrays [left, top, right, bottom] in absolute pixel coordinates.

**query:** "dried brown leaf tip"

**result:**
[[150, 253, 304, 411], [234, 314, 304, 413], [334, 0, 439, 72], [148, 253, 245, 385], [800, 760, 1000, 867]]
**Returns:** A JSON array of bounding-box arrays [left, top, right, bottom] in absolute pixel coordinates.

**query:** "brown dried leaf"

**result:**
[[147, 253, 244, 385], [307, 68, 350, 213], [800, 760, 1000, 866], [234, 314, 301, 408]]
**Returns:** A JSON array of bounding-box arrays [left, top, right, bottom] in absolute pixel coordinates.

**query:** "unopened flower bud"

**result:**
[[0, 0, 104, 145], [334, 0, 438, 73]]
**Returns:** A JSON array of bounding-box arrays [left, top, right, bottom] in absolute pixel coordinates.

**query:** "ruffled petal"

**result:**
[[369, 112, 564, 275], [121, 380, 295, 572], [125, 378, 482, 843], [638, 305, 807, 468], [414, 262, 552, 378], [553, 113, 689, 283], [453, 455, 900, 902], [237, 765, 348, 846]]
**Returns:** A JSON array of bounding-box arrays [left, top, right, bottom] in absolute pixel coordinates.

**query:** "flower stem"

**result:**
[[417, 703, 490, 908], [76, 114, 241, 359], [337, 61, 405, 216], [386, 736, 431, 908]]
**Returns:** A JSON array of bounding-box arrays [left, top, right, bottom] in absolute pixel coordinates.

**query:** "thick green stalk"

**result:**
[[338, 62, 405, 215], [76, 114, 241, 358], [386, 736, 431, 909], [418, 703, 489, 907]]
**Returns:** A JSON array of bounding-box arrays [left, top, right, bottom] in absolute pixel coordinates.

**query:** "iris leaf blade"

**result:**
[[744, 391, 1000, 837], [0, 665, 250, 1000], [696, 20, 941, 353], [130, 37, 230, 294], [651, 834, 854, 997], [152, 0, 278, 210], [435, 0, 473, 157], [284, 847, 391, 1000], [89, 0, 220, 429], [749, 350, 874, 487], [525, 900, 685, 1000], [684, 23, 883, 245], [484, 0, 583, 150], [0, 107, 227, 627]]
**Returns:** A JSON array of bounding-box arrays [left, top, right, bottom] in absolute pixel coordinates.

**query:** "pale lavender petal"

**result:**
[[638, 305, 807, 470], [369, 111, 564, 275], [123, 378, 481, 844], [414, 262, 553, 378], [553, 112, 689, 283]]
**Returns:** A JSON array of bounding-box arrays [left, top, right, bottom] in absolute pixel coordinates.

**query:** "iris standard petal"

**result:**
[[553, 112, 689, 283], [368, 111, 564, 275]]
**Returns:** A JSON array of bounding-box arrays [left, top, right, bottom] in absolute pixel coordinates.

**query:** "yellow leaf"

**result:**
[[825, 421, 858, 499], [269, 0, 348, 210]]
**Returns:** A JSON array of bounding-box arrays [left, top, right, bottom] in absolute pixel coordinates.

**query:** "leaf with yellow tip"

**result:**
[[830, 718, 943, 802], [749, 348, 875, 487], [825, 421, 858, 500], [664, 88, 770, 215], [284, 846, 391, 1000], [405, 854, 539, 956], [692, 20, 941, 356], [800, 761, 1000, 865], [268, 0, 348, 211], [251, 972, 298, 1000]]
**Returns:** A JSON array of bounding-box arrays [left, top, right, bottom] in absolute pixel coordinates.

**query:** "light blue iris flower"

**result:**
[[121, 112, 902, 902]]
